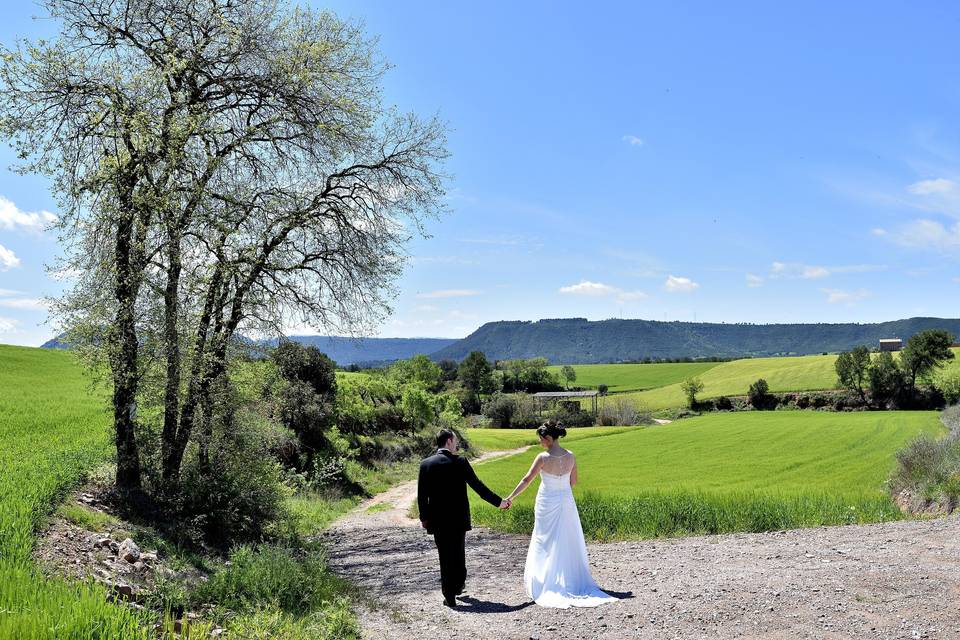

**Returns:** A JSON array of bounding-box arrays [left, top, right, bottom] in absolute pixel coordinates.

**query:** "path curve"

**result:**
[[324, 450, 960, 640]]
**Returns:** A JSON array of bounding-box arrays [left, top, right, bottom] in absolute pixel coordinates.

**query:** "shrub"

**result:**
[[511, 393, 541, 429], [550, 405, 595, 428], [935, 370, 960, 405], [482, 393, 517, 428], [870, 351, 906, 408], [748, 379, 773, 409], [890, 433, 960, 513], [598, 396, 651, 426], [597, 384, 609, 396], [714, 396, 733, 411], [193, 543, 355, 618], [680, 377, 704, 409]]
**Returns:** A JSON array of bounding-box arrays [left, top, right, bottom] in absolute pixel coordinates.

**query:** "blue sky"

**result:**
[[2, 1, 960, 346]]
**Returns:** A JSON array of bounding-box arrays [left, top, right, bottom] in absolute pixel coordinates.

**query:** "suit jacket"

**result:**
[[417, 449, 502, 534]]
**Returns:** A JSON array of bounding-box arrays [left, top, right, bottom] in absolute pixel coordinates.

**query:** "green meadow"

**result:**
[[465, 425, 639, 452], [616, 354, 840, 409], [0, 345, 152, 638], [470, 411, 942, 540], [547, 361, 720, 393]]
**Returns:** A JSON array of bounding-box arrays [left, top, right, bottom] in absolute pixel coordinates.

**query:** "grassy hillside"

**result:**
[[0, 345, 151, 638], [547, 361, 720, 393], [470, 411, 941, 540], [618, 353, 840, 409]]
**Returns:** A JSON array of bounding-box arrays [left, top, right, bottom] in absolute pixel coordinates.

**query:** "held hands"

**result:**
[[498, 499, 512, 510]]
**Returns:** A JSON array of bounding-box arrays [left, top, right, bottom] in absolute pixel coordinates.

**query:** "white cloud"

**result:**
[[769, 261, 883, 279], [801, 265, 830, 279], [413, 304, 440, 312], [0, 316, 18, 334], [908, 178, 957, 196], [415, 289, 482, 299], [0, 196, 57, 233], [873, 219, 960, 252], [0, 297, 46, 310], [663, 275, 700, 293], [559, 281, 619, 296], [558, 280, 646, 303], [0, 288, 24, 297], [822, 288, 871, 305], [746, 273, 763, 288], [622, 135, 644, 146], [0, 244, 20, 270]]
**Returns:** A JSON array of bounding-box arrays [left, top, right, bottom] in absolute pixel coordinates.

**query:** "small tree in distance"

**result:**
[[835, 345, 871, 405], [748, 378, 772, 409], [680, 377, 704, 409], [561, 365, 577, 389]]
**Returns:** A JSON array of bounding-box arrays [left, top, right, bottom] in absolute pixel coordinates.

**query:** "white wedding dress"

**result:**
[[523, 452, 617, 608]]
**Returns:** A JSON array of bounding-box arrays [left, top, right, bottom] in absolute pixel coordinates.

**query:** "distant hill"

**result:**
[[265, 335, 457, 366], [40, 337, 71, 350], [430, 317, 960, 364], [41, 333, 457, 367]]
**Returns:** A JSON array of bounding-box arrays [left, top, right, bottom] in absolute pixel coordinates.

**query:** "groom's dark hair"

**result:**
[[436, 429, 455, 448]]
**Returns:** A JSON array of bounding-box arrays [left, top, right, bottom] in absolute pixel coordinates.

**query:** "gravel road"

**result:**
[[324, 453, 960, 640]]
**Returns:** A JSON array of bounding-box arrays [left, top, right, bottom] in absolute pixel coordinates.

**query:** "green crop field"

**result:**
[[466, 425, 640, 452], [0, 345, 151, 638], [617, 353, 840, 409], [470, 411, 942, 540], [547, 362, 720, 393]]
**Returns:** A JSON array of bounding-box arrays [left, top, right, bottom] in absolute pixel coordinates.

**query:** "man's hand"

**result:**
[[420, 519, 429, 529], [498, 499, 512, 510]]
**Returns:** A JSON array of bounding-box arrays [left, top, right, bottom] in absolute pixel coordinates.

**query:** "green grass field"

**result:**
[[547, 362, 720, 393], [470, 411, 942, 540], [616, 353, 840, 409], [465, 425, 640, 452], [0, 344, 152, 638]]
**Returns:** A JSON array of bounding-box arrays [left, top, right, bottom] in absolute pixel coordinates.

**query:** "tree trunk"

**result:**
[[112, 208, 142, 490], [163, 262, 223, 483], [160, 231, 182, 486]]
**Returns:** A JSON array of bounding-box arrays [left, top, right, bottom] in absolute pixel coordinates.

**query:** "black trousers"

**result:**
[[433, 530, 466, 599]]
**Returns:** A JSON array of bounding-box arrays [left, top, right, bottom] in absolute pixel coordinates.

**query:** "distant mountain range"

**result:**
[[41, 334, 458, 367], [429, 317, 960, 364], [40, 316, 960, 366]]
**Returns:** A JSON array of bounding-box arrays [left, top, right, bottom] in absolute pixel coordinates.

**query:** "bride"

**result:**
[[503, 421, 616, 608]]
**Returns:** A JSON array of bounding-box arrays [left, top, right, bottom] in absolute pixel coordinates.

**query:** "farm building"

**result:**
[[879, 338, 902, 352]]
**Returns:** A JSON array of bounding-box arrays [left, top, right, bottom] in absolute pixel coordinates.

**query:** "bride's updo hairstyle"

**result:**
[[537, 420, 567, 440]]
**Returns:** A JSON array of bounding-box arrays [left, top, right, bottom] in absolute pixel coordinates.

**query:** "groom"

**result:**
[[418, 429, 510, 607]]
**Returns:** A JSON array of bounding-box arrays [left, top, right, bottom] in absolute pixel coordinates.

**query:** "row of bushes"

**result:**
[[480, 392, 654, 428], [689, 386, 947, 414]]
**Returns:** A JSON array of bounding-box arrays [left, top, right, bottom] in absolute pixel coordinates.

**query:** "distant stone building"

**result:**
[[879, 338, 902, 352]]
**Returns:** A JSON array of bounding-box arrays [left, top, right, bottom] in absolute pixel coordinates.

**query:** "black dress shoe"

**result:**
[[443, 596, 456, 608]]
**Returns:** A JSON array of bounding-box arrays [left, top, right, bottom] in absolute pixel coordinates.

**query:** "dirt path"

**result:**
[[324, 452, 960, 640]]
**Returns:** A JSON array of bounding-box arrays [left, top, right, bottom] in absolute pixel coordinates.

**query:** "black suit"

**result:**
[[417, 449, 502, 600]]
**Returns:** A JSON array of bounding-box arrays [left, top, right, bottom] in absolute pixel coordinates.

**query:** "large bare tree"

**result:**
[[0, 0, 448, 490]]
